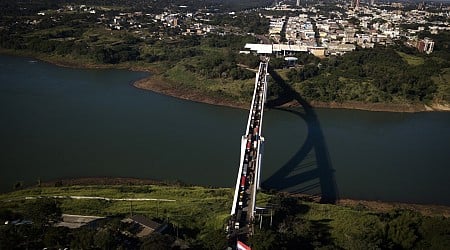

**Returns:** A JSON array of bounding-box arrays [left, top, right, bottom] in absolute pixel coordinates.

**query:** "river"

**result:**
[[1, 55, 449, 205]]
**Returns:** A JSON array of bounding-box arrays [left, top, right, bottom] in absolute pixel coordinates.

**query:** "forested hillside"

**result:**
[[284, 46, 448, 104]]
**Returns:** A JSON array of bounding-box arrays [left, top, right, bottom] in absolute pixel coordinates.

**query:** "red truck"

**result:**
[[240, 175, 246, 188]]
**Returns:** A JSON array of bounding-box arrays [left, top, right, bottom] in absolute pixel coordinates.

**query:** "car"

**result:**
[[243, 163, 248, 176], [246, 140, 251, 150]]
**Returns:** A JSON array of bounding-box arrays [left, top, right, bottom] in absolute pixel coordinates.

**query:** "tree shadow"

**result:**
[[262, 68, 338, 203]]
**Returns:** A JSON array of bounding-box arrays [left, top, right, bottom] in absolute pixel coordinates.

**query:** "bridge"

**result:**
[[227, 58, 269, 247]]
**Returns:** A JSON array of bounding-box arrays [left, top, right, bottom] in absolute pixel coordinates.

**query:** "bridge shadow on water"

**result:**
[[263, 68, 338, 203]]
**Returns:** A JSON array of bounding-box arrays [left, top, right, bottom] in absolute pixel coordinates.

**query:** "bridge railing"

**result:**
[[230, 137, 248, 215], [228, 58, 269, 242]]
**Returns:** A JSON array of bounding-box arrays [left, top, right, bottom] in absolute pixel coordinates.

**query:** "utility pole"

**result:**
[[157, 200, 160, 217], [259, 214, 263, 229], [130, 201, 133, 217], [270, 209, 273, 227]]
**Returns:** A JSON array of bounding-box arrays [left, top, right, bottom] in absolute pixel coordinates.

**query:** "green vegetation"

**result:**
[[1, 185, 449, 249], [1, 185, 233, 228], [1, 0, 449, 109], [0, 185, 234, 249], [251, 194, 450, 249], [210, 13, 270, 34], [0, 4, 265, 103], [283, 45, 450, 104], [397, 51, 425, 66], [432, 68, 450, 103]]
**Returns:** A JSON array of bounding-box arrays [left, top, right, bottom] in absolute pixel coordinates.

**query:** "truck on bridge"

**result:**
[[227, 58, 269, 248]]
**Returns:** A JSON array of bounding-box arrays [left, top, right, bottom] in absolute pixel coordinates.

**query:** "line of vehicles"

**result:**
[[228, 61, 268, 236]]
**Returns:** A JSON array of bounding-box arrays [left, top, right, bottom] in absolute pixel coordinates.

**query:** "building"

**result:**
[[417, 37, 434, 54], [309, 47, 326, 58], [123, 215, 168, 238], [56, 214, 106, 229], [244, 43, 308, 55], [284, 56, 298, 67], [406, 37, 435, 54]]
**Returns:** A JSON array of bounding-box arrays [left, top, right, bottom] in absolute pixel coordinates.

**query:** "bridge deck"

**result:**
[[227, 58, 269, 245]]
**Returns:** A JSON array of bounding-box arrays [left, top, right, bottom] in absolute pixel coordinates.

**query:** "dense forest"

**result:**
[[285, 46, 442, 103]]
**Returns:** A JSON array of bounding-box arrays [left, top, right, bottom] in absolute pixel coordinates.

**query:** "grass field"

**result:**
[[0, 185, 235, 230], [163, 59, 255, 103], [397, 51, 425, 66], [1, 184, 449, 248]]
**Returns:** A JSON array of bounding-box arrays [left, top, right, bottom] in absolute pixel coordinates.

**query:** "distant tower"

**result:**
[[296, 0, 300, 7]]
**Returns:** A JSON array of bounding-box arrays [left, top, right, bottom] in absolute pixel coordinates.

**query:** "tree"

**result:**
[[24, 198, 61, 227], [270, 57, 285, 69], [249, 229, 280, 250], [418, 216, 450, 249], [0, 225, 21, 249], [387, 210, 421, 249], [94, 228, 116, 249], [70, 228, 95, 249], [43, 226, 71, 248], [200, 229, 228, 249], [140, 233, 175, 250]]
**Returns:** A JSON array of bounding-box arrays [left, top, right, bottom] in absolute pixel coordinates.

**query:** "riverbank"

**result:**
[[2, 49, 449, 112], [7, 176, 450, 218], [18, 177, 450, 218], [133, 75, 249, 109], [0, 48, 158, 73], [278, 99, 450, 112], [2, 180, 449, 249], [133, 74, 450, 112]]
